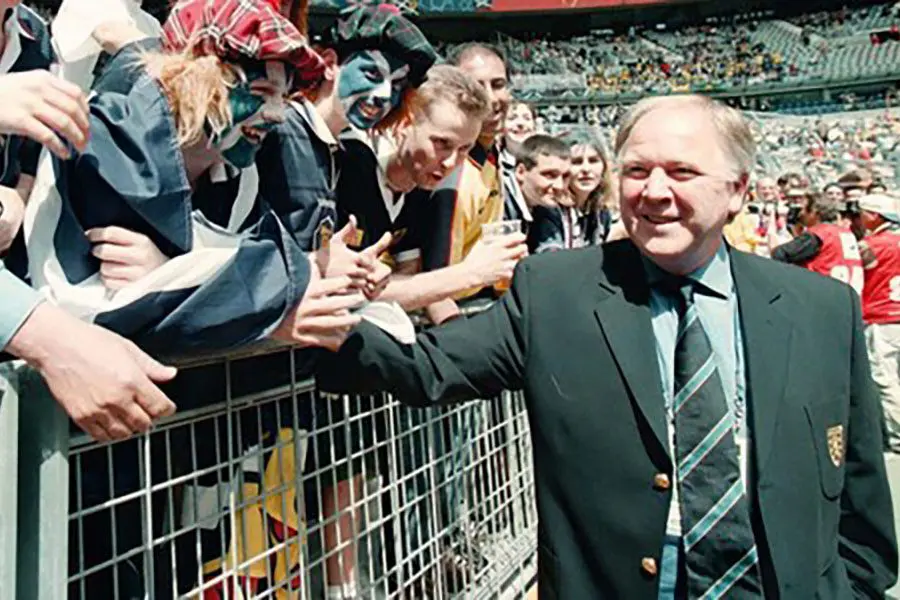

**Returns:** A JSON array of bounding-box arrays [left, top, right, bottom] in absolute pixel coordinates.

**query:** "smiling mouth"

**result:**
[[241, 126, 266, 145], [642, 215, 680, 225], [358, 101, 384, 121]]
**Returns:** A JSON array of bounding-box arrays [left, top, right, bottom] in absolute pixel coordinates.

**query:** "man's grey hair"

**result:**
[[614, 95, 756, 179]]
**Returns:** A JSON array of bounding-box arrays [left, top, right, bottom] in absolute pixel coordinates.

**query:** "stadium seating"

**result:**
[[428, 1, 899, 99]]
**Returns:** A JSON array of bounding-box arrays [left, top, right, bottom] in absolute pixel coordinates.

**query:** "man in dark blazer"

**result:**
[[317, 95, 897, 598]]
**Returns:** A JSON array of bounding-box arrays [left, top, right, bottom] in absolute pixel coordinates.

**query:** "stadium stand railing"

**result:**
[[6, 305, 538, 600]]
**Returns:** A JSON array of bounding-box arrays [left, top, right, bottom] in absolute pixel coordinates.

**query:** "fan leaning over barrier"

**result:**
[[19, 0, 363, 357]]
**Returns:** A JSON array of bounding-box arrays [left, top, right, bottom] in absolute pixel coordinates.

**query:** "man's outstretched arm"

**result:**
[[317, 261, 532, 405]]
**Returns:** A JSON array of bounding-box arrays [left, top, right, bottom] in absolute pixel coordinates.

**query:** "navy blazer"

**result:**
[[318, 240, 898, 599]]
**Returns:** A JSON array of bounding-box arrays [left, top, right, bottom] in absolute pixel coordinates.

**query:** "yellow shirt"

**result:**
[[724, 209, 760, 253], [422, 143, 504, 300]]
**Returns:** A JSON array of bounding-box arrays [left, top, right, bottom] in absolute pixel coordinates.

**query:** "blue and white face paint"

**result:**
[[211, 61, 290, 169], [337, 49, 410, 130]]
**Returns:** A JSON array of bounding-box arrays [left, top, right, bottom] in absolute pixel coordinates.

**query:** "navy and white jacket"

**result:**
[[21, 76, 311, 354]]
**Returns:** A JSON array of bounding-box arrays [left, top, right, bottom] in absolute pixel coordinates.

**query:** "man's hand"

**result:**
[[360, 232, 393, 300], [316, 216, 395, 299], [462, 231, 528, 287], [316, 216, 372, 290], [87, 226, 168, 290], [271, 257, 366, 351], [0, 70, 90, 159], [6, 303, 177, 442]]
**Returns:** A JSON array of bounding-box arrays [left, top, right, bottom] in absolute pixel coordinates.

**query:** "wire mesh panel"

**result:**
[[60, 346, 537, 600]]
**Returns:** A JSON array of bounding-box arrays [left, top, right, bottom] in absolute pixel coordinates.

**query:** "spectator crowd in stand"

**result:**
[[487, 1, 899, 99]]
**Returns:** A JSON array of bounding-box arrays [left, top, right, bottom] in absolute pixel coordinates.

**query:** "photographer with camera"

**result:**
[[772, 191, 864, 295]]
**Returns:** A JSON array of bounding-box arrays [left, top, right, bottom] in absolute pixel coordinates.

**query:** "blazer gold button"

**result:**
[[641, 557, 658, 577], [653, 473, 670, 491]]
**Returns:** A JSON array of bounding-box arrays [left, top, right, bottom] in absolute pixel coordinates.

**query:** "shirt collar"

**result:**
[[291, 98, 338, 147], [468, 140, 499, 169], [374, 134, 397, 179], [6, 7, 35, 41], [373, 135, 407, 220], [643, 242, 733, 300], [499, 148, 517, 169]]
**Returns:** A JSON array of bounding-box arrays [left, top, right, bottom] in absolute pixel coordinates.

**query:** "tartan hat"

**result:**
[[163, 0, 326, 88], [321, 4, 438, 87]]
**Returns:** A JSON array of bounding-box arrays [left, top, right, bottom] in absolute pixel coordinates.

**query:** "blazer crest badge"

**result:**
[[827, 424, 845, 467]]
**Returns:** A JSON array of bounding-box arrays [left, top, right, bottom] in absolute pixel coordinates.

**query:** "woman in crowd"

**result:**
[[500, 100, 538, 223], [528, 132, 616, 252], [504, 100, 537, 154], [824, 181, 846, 204], [568, 133, 616, 243]]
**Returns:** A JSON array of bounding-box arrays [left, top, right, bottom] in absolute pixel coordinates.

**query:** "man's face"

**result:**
[[756, 178, 779, 202], [457, 51, 510, 141], [861, 209, 885, 232], [569, 144, 605, 198], [516, 153, 571, 208], [397, 98, 481, 190], [800, 202, 818, 227], [618, 106, 746, 275], [824, 185, 845, 203], [505, 102, 534, 144], [213, 61, 289, 169], [337, 49, 410, 130]]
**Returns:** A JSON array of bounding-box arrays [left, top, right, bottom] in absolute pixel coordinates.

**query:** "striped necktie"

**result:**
[[665, 277, 763, 599]]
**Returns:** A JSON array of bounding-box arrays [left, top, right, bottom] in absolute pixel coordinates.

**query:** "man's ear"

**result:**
[[394, 121, 411, 146], [515, 163, 527, 186], [728, 172, 750, 218], [320, 48, 339, 81]]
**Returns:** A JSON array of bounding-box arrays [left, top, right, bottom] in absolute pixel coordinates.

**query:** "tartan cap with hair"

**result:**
[[162, 0, 326, 88], [321, 4, 438, 87]]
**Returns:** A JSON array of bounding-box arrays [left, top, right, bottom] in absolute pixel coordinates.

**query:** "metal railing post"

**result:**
[[0, 362, 20, 597], [16, 366, 70, 600]]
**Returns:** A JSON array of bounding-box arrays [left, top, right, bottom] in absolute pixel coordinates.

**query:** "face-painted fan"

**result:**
[[20, 0, 315, 355]]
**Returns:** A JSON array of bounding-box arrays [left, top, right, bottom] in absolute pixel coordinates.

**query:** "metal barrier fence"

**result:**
[[6, 338, 537, 600]]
